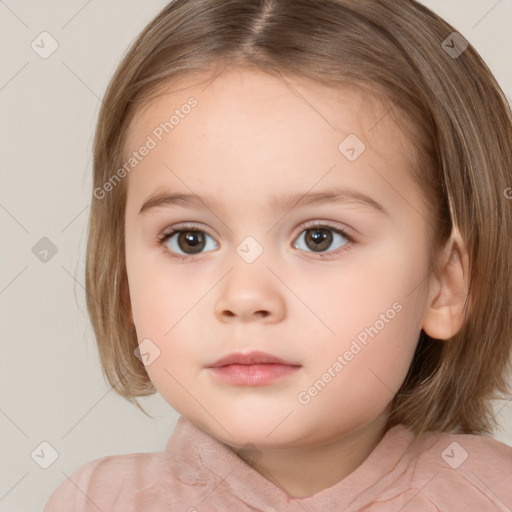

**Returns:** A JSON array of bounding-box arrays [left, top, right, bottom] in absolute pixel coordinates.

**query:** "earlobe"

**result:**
[[422, 235, 470, 340]]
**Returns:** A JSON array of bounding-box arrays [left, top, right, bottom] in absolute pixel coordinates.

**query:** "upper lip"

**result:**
[[207, 350, 301, 368]]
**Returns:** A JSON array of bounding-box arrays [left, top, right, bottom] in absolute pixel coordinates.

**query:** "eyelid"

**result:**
[[159, 222, 218, 240], [293, 220, 355, 242], [158, 220, 355, 243]]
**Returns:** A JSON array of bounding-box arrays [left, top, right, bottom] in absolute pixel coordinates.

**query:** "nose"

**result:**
[[214, 265, 286, 323]]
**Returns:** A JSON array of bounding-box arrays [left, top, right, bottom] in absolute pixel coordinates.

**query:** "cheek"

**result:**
[[297, 300, 421, 432], [126, 244, 202, 336], [126, 257, 211, 381], [351, 304, 420, 386], [309, 243, 426, 345], [304, 240, 427, 393], [128, 267, 203, 403]]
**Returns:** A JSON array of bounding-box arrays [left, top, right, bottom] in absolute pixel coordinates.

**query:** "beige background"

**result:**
[[0, 1, 511, 510]]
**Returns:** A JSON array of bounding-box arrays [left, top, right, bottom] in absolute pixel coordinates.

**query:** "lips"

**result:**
[[207, 350, 301, 368], [207, 350, 302, 386]]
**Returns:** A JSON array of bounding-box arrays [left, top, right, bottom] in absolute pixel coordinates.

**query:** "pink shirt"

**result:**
[[44, 415, 512, 511]]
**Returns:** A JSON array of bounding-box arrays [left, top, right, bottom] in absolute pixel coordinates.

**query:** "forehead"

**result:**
[[123, 67, 424, 220], [125, 67, 393, 151]]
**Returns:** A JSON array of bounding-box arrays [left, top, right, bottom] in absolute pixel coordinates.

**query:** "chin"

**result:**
[[206, 413, 310, 449]]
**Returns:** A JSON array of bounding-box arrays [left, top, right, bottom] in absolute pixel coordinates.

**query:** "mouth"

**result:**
[[207, 350, 300, 367], [206, 350, 302, 386]]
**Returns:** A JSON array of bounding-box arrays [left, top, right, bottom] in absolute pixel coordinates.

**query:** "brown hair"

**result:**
[[85, 0, 512, 435]]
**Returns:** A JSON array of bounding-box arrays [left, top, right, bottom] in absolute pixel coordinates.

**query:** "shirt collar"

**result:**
[[157, 415, 418, 510]]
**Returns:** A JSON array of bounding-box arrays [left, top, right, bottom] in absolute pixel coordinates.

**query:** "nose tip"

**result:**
[[214, 265, 285, 323]]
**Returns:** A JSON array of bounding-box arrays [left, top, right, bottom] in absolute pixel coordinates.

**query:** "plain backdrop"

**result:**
[[0, 1, 511, 510]]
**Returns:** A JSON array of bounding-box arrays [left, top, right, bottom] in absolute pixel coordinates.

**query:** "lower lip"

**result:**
[[208, 364, 301, 386]]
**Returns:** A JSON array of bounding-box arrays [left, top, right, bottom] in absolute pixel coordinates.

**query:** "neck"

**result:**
[[230, 412, 389, 498]]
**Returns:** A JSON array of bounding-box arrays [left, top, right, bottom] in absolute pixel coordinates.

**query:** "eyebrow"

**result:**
[[138, 188, 389, 217]]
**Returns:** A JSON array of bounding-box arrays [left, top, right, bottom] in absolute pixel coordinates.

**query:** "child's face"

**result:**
[[123, 67, 433, 448]]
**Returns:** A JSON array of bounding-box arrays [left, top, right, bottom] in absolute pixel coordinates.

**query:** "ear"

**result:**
[[121, 273, 135, 327], [422, 234, 470, 340]]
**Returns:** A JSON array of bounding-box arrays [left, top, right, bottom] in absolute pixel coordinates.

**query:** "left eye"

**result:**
[[293, 223, 351, 255]]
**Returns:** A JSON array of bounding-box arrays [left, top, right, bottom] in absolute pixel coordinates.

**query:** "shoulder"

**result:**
[[405, 429, 512, 510], [414, 429, 512, 474], [43, 450, 166, 512]]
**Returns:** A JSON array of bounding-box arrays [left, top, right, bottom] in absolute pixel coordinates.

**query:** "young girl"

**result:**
[[44, 0, 512, 510]]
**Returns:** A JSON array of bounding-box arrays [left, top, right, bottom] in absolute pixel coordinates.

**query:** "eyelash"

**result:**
[[157, 221, 355, 261]]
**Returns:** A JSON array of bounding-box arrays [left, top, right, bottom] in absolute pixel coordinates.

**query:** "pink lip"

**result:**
[[208, 350, 300, 367], [207, 351, 302, 386]]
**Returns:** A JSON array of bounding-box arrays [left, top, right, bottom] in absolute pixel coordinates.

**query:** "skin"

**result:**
[[122, 66, 469, 498]]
